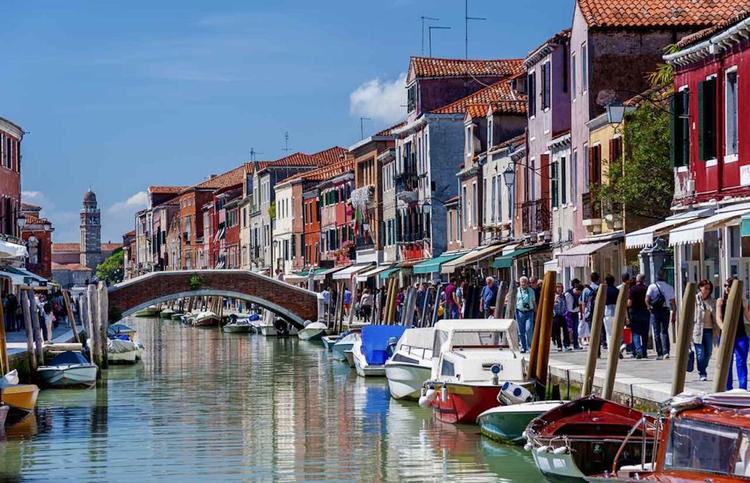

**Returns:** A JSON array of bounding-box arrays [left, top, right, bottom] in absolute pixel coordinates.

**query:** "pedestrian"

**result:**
[[456, 281, 466, 318], [565, 280, 582, 350], [530, 277, 541, 307], [43, 300, 54, 341], [480, 277, 499, 318], [515, 276, 536, 353], [552, 283, 571, 351], [396, 287, 405, 322], [602, 274, 619, 350], [628, 274, 651, 359], [444, 278, 459, 319], [717, 276, 750, 390], [415, 283, 427, 322], [646, 270, 676, 360], [618, 273, 633, 356], [321, 286, 331, 314], [693, 279, 716, 381], [343, 287, 352, 317], [579, 272, 601, 348], [360, 288, 374, 322]]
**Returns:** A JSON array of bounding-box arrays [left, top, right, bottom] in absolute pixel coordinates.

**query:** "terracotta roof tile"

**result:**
[[376, 121, 406, 137], [282, 158, 354, 185], [310, 146, 350, 165], [433, 80, 526, 115], [22, 213, 51, 225], [20, 203, 41, 211], [190, 164, 249, 191], [149, 185, 188, 194], [409, 57, 524, 78], [52, 243, 81, 252], [578, 0, 750, 28], [51, 262, 91, 272], [101, 243, 122, 252], [676, 9, 750, 47]]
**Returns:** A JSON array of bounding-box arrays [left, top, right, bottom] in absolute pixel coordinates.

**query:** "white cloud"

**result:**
[[22, 191, 54, 209], [349, 72, 407, 124], [107, 191, 149, 214]]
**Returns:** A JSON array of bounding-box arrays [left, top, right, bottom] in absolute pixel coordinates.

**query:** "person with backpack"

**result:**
[[552, 283, 571, 351], [716, 276, 750, 390], [602, 274, 619, 350], [515, 276, 536, 353], [628, 274, 650, 359], [579, 272, 601, 348], [646, 270, 676, 360], [565, 280, 583, 350]]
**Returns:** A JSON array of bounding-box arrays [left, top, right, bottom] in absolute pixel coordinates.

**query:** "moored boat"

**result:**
[[223, 316, 254, 333], [37, 351, 98, 389], [344, 350, 355, 368], [108, 322, 137, 339], [192, 311, 220, 327], [477, 398, 566, 444], [332, 332, 359, 361], [524, 395, 655, 482], [133, 306, 159, 317], [422, 319, 531, 424], [298, 321, 327, 341], [0, 382, 39, 425], [107, 338, 139, 364], [159, 308, 175, 319], [353, 325, 405, 377], [170, 312, 184, 321], [385, 327, 435, 400]]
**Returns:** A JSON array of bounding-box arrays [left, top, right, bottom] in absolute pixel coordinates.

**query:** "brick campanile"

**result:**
[[80, 189, 103, 269]]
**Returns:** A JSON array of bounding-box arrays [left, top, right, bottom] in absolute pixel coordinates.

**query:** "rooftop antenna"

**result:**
[[465, 0, 486, 59], [429, 25, 451, 58], [281, 131, 292, 153], [360, 117, 371, 140], [249, 148, 264, 162], [421, 16, 439, 55]]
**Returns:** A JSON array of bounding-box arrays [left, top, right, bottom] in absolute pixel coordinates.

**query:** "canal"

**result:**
[[0, 317, 544, 481]]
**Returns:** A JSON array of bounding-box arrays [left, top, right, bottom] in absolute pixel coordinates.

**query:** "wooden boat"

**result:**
[[588, 390, 750, 482], [223, 316, 254, 333], [0, 383, 39, 424], [524, 395, 655, 482], [332, 332, 359, 361], [133, 306, 159, 317], [298, 321, 327, 341], [353, 325, 406, 377], [322, 335, 339, 351], [159, 308, 175, 319], [107, 338, 139, 364], [385, 327, 435, 400], [421, 319, 532, 424], [192, 311, 220, 327], [37, 351, 98, 389], [477, 399, 566, 444]]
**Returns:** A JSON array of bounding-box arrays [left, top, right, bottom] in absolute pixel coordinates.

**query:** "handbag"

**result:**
[[687, 348, 695, 373]]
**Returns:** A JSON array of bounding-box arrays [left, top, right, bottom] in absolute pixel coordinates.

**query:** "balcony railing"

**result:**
[[520, 198, 550, 234], [582, 192, 602, 221]]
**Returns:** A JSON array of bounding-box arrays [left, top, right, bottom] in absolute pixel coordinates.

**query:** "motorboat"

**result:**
[[332, 332, 359, 361], [420, 319, 531, 424], [344, 350, 355, 368], [192, 311, 220, 327], [107, 338, 139, 364], [133, 306, 159, 317], [587, 390, 750, 482], [170, 312, 184, 321], [477, 398, 566, 444], [352, 325, 406, 377], [159, 308, 175, 319], [0, 372, 39, 425], [298, 321, 327, 341], [37, 351, 98, 389], [321, 335, 340, 351], [384, 327, 436, 400], [108, 323, 137, 339], [525, 395, 655, 482], [223, 315, 254, 333]]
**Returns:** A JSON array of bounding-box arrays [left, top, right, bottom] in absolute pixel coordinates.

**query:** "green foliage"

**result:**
[[268, 201, 276, 219], [647, 44, 678, 88], [594, 101, 674, 221], [95, 247, 124, 284], [189, 273, 203, 291]]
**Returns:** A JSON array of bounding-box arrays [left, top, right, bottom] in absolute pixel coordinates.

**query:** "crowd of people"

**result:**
[[2, 290, 74, 342]]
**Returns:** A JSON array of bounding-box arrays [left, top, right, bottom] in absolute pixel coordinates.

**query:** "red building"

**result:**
[[0, 116, 23, 241], [20, 203, 54, 279]]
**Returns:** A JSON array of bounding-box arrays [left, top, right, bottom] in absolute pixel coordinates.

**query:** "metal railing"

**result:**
[[582, 192, 602, 221], [520, 198, 550, 234]]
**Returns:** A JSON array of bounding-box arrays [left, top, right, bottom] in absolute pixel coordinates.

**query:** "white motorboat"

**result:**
[[107, 338, 139, 364], [420, 319, 531, 424], [192, 311, 220, 327], [298, 321, 327, 341], [477, 399, 566, 444], [385, 327, 436, 400], [352, 325, 406, 378], [223, 316, 254, 333], [37, 351, 98, 389], [332, 332, 359, 361]]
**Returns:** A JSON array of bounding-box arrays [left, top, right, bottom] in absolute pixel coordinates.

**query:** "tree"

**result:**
[[96, 247, 124, 284]]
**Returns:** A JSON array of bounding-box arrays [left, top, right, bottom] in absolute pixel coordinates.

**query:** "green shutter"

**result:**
[[698, 81, 705, 161], [705, 78, 716, 160], [670, 94, 678, 167], [551, 162, 559, 208]]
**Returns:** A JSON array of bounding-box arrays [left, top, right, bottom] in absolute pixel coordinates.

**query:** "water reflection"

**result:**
[[0, 317, 544, 481]]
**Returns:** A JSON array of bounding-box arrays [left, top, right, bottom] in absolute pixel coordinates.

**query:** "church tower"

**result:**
[[80, 189, 102, 269]]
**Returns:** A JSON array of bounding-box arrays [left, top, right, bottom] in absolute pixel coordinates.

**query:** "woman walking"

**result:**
[[693, 280, 716, 382], [552, 283, 571, 351], [716, 276, 750, 390]]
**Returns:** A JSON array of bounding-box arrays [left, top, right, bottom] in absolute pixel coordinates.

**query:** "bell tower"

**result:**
[[80, 189, 102, 269]]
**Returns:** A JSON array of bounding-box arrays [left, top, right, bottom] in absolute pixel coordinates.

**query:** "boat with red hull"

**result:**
[[420, 319, 531, 425]]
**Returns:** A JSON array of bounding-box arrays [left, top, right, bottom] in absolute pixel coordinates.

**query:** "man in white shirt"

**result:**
[[645, 270, 677, 360]]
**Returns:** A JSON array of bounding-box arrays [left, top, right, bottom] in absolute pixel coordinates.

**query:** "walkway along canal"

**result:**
[[0, 317, 541, 481]]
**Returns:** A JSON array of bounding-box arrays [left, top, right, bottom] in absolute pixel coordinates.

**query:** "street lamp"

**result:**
[[605, 102, 627, 124], [503, 164, 515, 237]]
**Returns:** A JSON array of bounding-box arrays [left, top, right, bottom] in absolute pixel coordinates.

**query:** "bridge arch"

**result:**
[[108, 270, 319, 329]]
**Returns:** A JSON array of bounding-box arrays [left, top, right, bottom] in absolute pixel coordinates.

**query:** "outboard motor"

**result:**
[[498, 381, 533, 405], [274, 317, 289, 336]]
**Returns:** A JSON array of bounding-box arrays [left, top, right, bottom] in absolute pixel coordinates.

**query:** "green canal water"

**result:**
[[0, 317, 544, 481]]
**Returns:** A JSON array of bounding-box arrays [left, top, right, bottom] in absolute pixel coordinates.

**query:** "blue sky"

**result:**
[[4, 0, 573, 243]]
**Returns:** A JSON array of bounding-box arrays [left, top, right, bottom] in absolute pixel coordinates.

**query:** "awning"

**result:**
[[0, 266, 45, 286], [441, 244, 506, 274], [492, 246, 539, 269], [356, 265, 394, 283], [378, 267, 400, 280], [314, 266, 344, 281], [283, 273, 308, 284], [625, 210, 710, 249], [742, 213, 750, 237], [557, 241, 612, 269], [332, 263, 373, 280], [412, 251, 466, 275], [0, 239, 27, 259], [670, 203, 750, 246]]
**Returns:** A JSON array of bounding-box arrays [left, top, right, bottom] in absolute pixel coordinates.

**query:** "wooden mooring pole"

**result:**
[[0, 301, 7, 376], [582, 282, 607, 396], [62, 290, 81, 344], [28, 289, 45, 368], [87, 284, 103, 370], [602, 282, 629, 400], [713, 279, 743, 393], [97, 282, 109, 370], [531, 271, 556, 392], [672, 282, 696, 397], [20, 290, 36, 372]]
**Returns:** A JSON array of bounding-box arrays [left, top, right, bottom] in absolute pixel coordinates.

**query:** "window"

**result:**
[[461, 185, 467, 230], [407, 84, 416, 113], [448, 211, 454, 242], [560, 156, 567, 205], [527, 72, 537, 116], [551, 161, 559, 208], [589, 144, 602, 185], [491, 176, 497, 223], [542, 61, 551, 110], [665, 417, 739, 474], [581, 42, 588, 92], [472, 182, 478, 228], [725, 69, 738, 159], [487, 116, 494, 147], [698, 77, 717, 161], [609, 138, 623, 182], [571, 53, 577, 99], [672, 89, 690, 168], [571, 150, 578, 202], [582, 144, 589, 193]]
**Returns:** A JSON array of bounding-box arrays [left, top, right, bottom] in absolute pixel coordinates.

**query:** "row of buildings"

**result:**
[[126, 0, 750, 306]]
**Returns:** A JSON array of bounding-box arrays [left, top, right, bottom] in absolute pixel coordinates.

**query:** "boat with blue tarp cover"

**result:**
[[37, 351, 98, 389], [353, 325, 406, 377]]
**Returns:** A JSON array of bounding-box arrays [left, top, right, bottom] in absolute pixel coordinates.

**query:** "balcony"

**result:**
[[520, 198, 550, 236], [582, 192, 602, 234]]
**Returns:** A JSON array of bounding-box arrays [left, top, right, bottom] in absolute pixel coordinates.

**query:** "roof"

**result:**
[[51, 243, 81, 253], [22, 213, 51, 225], [188, 164, 249, 192], [493, 132, 527, 151], [281, 158, 354, 185], [676, 9, 750, 48], [20, 203, 41, 211], [148, 185, 188, 194], [408, 57, 524, 79], [51, 262, 91, 272], [123, 230, 136, 237], [432, 80, 526, 115], [623, 85, 673, 107], [101, 242, 121, 252], [376, 121, 406, 137], [578, 0, 750, 28], [310, 146, 350, 165]]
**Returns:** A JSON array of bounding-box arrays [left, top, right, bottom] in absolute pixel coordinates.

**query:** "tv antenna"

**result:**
[[465, 0, 486, 59], [429, 25, 451, 58], [360, 117, 371, 140], [281, 131, 292, 153], [249, 147, 264, 162], [420, 16, 439, 55]]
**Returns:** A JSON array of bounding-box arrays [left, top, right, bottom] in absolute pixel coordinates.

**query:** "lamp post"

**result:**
[[503, 164, 516, 239]]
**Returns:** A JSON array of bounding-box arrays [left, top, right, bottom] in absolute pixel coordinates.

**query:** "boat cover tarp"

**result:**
[[49, 351, 89, 366], [398, 328, 436, 351], [361, 325, 406, 365], [248, 313, 260, 321], [108, 339, 137, 354], [109, 323, 134, 333]]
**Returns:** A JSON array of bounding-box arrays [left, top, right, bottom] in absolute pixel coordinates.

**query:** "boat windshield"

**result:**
[[664, 416, 742, 476], [450, 330, 507, 349]]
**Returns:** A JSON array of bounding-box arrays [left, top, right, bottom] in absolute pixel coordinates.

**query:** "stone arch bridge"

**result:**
[[108, 270, 319, 329]]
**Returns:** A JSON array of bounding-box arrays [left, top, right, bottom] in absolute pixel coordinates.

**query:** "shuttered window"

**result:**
[[542, 62, 551, 110], [609, 137, 623, 181], [528, 72, 537, 116], [551, 161, 559, 208], [560, 156, 567, 205], [698, 78, 717, 161], [671, 90, 690, 168], [588, 145, 602, 185]]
